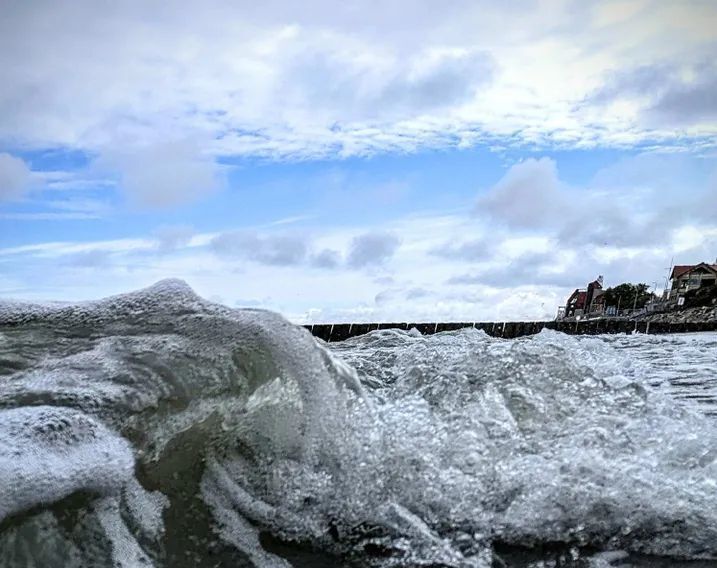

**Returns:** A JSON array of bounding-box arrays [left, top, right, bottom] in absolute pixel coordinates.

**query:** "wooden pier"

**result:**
[[303, 319, 717, 342]]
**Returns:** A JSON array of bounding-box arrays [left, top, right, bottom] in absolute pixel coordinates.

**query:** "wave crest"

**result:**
[[1, 281, 716, 567]]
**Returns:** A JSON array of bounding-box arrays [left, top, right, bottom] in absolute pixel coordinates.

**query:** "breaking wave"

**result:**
[[1, 279, 716, 567]]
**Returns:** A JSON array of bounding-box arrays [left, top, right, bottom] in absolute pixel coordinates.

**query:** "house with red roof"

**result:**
[[563, 276, 605, 318], [668, 262, 717, 302]]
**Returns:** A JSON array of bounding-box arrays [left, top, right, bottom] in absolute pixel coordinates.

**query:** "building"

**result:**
[[668, 263, 717, 302], [563, 289, 586, 318], [563, 276, 605, 318]]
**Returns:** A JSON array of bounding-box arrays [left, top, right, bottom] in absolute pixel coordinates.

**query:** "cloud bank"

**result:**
[[0, 153, 32, 201], [4, 151, 716, 322], [1, 0, 715, 175]]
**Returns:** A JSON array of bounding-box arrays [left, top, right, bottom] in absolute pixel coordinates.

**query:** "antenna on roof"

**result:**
[[663, 257, 674, 298]]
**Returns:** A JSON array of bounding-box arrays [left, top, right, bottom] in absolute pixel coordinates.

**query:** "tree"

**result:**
[[602, 283, 654, 310]]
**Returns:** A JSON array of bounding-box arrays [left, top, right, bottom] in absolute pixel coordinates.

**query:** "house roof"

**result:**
[[567, 289, 587, 306], [670, 263, 717, 280]]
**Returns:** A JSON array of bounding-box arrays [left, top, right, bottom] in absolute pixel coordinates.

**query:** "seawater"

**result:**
[[0, 280, 716, 567]]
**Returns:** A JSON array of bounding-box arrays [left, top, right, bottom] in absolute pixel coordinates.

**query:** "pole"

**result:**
[[664, 257, 674, 299]]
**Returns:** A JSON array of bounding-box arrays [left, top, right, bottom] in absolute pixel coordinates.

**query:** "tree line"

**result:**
[[602, 283, 655, 310]]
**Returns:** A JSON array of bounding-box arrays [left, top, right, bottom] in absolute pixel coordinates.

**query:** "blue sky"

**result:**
[[1, 0, 716, 321]]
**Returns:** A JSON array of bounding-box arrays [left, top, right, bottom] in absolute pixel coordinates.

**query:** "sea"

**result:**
[[1, 279, 716, 568]]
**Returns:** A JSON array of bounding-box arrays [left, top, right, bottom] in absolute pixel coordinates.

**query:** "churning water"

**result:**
[[1, 280, 716, 567]]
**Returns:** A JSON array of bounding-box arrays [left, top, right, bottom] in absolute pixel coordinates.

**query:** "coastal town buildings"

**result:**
[[668, 263, 717, 303], [561, 276, 606, 318], [557, 259, 717, 320]]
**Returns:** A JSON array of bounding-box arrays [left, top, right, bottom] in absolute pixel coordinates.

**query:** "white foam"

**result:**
[[0, 406, 134, 521], [96, 497, 155, 568], [3, 280, 717, 566], [212, 327, 717, 563]]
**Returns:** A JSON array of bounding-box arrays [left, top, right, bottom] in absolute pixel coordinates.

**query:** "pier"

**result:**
[[303, 319, 717, 342]]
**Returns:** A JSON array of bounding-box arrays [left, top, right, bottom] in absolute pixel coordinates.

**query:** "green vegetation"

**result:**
[[602, 283, 654, 310]]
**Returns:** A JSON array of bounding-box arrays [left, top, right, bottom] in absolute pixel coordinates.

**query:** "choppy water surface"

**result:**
[[602, 333, 717, 413], [0, 281, 716, 567]]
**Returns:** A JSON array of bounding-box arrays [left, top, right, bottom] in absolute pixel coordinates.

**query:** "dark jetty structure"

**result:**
[[304, 319, 717, 342]]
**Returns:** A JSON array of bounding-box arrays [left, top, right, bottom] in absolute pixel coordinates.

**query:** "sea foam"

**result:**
[[1, 280, 717, 567]]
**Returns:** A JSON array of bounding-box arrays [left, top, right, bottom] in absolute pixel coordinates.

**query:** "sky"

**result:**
[[1, 0, 716, 322]]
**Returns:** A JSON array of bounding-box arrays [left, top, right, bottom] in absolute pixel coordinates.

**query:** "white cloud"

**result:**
[[62, 249, 112, 268], [0, 153, 32, 201], [1, 0, 715, 167], [347, 232, 400, 268], [588, 60, 717, 128], [310, 248, 341, 269], [103, 140, 223, 207], [3, 153, 716, 322], [0, 212, 99, 221], [211, 231, 309, 266], [0, 237, 155, 258], [475, 158, 565, 230], [153, 225, 195, 253], [0, 214, 701, 322], [431, 237, 494, 262], [475, 154, 717, 249]]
